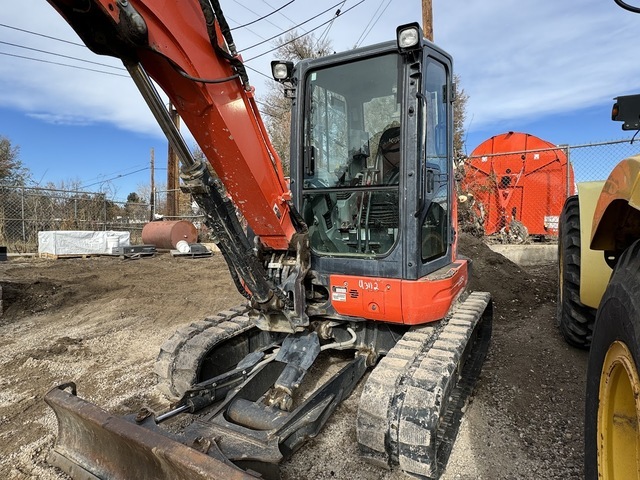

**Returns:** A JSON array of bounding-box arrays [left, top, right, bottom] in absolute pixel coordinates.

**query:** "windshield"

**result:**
[[301, 53, 402, 257]]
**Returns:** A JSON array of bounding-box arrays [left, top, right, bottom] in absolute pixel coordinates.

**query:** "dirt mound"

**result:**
[[0, 280, 69, 322], [459, 233, 556, 316]]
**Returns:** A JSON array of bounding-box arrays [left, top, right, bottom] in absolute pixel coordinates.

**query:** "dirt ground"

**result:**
[[0, 235, 587, 480]]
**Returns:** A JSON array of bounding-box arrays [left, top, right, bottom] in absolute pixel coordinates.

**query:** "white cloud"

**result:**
[[1, 1, 164, 136], [434, 0, 640, 130], [26, 112, 94, 126], [2, 0, 639, 141]]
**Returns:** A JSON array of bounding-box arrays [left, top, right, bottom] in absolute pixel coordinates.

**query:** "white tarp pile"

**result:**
[[38, 231, 131, 255]]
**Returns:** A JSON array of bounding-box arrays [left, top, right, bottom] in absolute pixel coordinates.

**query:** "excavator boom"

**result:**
[[48, 0, 315, 326], [47, 0, 296, 249]]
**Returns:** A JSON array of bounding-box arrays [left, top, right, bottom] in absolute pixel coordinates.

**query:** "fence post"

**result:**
[[21, 187, 26, 242], [564, 145, 571, 198]]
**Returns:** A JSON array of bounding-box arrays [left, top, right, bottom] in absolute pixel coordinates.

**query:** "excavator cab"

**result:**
[[286, 27, 463, 325]]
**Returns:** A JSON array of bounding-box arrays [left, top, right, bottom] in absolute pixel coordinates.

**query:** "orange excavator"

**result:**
[[44, 1, 492, 478]]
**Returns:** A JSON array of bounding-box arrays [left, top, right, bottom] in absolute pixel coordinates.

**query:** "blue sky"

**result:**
[[1, 0, 638, 200]]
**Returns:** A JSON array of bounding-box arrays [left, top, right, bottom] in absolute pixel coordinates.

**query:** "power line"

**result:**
[[243, 1, 364, 63], [316, 0, 346, 47], [0, 23, 85, 48], [239, 1, 345, 53], [261, 0, 301, 29], [0, 51, 129, 78], [354, 0, 391, 47], [226, 14, 268, 41], [79, 163, 150, 185], [1, 8, 363, 108], [80, 167, 150, 189], [353, 0, 385, 47], [245, 64, 276, 82], [0, 40, 126, 71], [1, 21, 265, 79], [231, 0, 296, 30], [230, 0, 285, 31], [1, 23, 273, 86]]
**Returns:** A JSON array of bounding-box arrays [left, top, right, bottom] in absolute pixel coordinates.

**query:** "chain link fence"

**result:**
[[459, 138, 640, 242], [1, 138, 638, 251], [152, 188, 204, 221], [0, 186, 204, 253]]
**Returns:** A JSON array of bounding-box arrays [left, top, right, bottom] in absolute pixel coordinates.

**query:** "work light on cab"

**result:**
[[271, 61, 293, 83], [397, 23, 422, 51]]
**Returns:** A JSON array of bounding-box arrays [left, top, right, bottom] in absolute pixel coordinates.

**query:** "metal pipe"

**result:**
[[154, 404, 189, 423], [320, 327, 357, 351], [21, 187, 26, 243]]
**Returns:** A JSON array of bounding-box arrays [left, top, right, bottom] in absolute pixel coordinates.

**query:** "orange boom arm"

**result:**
[[50, 0, 295, 250]]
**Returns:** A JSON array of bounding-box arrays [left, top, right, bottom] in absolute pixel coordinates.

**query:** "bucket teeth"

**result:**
[[357, 291, 492, 478]]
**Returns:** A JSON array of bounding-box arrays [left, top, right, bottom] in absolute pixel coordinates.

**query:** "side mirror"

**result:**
[[612, 94, 640, 130]]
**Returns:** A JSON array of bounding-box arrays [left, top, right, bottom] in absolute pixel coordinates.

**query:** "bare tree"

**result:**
[[450, 76, 483, 235], [453, 74, 469, 163], [42, 178, 84, 192]]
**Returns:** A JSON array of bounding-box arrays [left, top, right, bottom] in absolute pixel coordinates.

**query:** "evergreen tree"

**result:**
[[0, 136, 30, 185]]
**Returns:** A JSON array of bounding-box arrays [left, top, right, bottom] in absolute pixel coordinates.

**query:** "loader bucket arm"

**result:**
[[45, 384, 256, 480]]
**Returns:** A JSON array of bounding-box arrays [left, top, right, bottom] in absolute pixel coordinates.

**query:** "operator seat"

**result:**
[[367, 125, 401, 231], [377, 126, 401, 184]]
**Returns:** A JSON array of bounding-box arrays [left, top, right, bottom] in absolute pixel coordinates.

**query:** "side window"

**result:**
[[422, 185, 448, 261], [422, 59, 449, 262], [425, 61, 448, 171]]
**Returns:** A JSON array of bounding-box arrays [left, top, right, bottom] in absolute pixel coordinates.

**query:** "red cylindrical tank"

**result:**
[[462, 132, 575, 237], [141, 220, 198, 249]]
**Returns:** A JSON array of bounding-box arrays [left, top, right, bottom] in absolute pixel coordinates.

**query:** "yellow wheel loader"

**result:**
[[558, 3, 640, 473]]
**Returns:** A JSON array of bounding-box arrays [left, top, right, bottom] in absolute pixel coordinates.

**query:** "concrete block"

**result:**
[[488, 244, 556, 266]]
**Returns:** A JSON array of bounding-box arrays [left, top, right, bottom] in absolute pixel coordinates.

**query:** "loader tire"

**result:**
[[585, 239, 640, 480], [557, 195, 597, 348]]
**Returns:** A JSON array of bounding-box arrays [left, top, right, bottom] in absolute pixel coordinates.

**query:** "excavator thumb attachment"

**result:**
[[44, 383, 255, 480]]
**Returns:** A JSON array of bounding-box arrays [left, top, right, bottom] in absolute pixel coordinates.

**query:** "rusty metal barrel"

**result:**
[[142, 220, 197, 249]]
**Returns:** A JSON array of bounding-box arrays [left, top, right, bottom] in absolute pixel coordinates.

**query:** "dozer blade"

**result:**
[[44, 383, 256, 480]]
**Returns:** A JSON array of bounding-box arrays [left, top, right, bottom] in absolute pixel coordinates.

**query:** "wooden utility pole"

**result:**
[[167, 103, 180, 218], [149, 147, 155, 222], [422, 0, 434, 41]]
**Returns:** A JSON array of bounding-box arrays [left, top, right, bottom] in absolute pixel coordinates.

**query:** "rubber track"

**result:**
[[357, 292, 491, 479], [557, 196, 596, 348], [154, 304, 252, 401]]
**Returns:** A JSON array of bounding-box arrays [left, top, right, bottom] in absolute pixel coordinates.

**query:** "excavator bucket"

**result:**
[[44, 384, 255, 480]]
